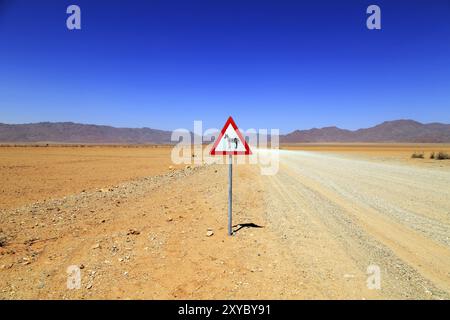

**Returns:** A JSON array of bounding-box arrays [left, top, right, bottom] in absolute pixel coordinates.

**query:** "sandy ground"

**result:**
[[1, 145, 449, 299], [0, 146, 183, 209], [282, 143, 450, 170]]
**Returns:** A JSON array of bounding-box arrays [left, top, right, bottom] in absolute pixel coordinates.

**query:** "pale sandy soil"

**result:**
[[1, 145, 449, 299], [261, 149, 450, 299], [282, 143, 450, 170]]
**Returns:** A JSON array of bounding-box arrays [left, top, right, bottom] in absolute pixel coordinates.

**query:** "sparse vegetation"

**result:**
[[0, 231, 7, 247], [411, 152, 424, 159], [429, 151, 450, 160], [436, 151, 450, 160]]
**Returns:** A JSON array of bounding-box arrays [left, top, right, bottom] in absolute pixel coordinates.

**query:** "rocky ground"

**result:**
[[1, 163, 315, 299], [1, 147, 449, 299]]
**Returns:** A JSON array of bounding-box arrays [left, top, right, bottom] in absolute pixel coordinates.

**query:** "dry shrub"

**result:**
[[0, 232, 7, 247], [436, 151, 450, 160]]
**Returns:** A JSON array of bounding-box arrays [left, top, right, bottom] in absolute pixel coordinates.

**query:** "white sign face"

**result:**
[[214, 124, 247, 153], [210, 116, 252, 155]]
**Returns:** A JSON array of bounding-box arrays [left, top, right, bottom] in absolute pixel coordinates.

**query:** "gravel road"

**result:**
[[260, 150, 450, 299]]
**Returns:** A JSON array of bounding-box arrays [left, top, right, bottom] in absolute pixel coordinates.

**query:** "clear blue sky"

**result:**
[[1, 0, 449, 133]]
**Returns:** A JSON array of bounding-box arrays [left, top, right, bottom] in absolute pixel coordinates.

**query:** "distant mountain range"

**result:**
[[280, 120, 450, 143], [1, 120, 450, 144], [0, 122, 173, 144]]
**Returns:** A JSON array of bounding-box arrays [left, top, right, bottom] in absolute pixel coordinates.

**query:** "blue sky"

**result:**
[[0, 0, 449, 133]]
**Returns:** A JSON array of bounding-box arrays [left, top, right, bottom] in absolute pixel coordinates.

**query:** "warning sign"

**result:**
[[210, 116, 252, 155]]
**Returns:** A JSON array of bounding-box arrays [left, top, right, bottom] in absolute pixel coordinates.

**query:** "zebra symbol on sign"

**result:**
[[224, 134, 239, 150]]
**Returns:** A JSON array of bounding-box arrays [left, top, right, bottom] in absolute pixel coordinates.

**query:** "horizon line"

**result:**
[[1, 118, 449, 135]]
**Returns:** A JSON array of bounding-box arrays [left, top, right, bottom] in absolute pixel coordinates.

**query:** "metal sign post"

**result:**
[[228, 154, 233, 236], [210, 116, 252, 236]]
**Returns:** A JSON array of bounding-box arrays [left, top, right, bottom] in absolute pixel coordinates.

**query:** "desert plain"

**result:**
[[1, 144, 450, 299]]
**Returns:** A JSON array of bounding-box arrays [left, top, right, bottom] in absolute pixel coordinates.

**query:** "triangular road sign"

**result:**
[[210, 116, 252, 155]]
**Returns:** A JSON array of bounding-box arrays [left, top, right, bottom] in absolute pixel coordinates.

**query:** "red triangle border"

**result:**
[[210, 116, 252, 155]]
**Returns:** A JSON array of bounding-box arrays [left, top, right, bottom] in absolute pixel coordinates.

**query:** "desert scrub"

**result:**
[[0, 231, 7, 247], [436, 151, 450, 160], [411, 152, 424, 159], [430, 152, 435, 159]]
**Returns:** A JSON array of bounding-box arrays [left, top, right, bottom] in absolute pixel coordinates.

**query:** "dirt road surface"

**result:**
[[261, 150, 450, 299], [1, 147, 449, 299]]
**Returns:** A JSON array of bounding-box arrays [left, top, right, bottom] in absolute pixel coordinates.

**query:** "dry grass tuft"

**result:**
[[411, 152, 424, 159], [436, 151, 450, 160]]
